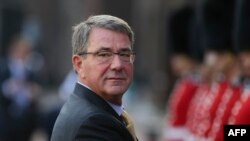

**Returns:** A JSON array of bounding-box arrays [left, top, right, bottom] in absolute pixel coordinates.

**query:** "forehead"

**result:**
[[87, 27, 131, 50]]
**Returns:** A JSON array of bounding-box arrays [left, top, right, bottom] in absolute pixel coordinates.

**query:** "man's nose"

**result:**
[[110, 55, 123, 70]]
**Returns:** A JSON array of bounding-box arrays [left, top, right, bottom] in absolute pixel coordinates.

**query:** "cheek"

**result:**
[[125, 65, 133, 79], [88, 65, 108, 80]]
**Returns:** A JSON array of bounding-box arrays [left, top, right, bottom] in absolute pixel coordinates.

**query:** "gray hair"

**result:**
[[72, 15, 135, 55]]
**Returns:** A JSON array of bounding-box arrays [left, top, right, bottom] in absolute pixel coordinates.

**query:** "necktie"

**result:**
[[121, 110, 137, 141]]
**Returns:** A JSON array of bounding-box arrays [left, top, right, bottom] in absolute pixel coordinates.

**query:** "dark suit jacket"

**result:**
[[51, 83, 134, 141]]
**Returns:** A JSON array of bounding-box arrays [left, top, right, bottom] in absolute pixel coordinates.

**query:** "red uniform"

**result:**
[[168, 78, 198, 125], [186, 80, 230, 140], [185, 82, 210, 140], [228, 84, 250, 125], [208, 84, 241, 141], [203, 80, 230, 137], [164, 77, 198, 141]]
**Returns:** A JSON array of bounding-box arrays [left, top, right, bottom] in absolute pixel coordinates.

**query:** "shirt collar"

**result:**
[[106, 101, 123, 116]]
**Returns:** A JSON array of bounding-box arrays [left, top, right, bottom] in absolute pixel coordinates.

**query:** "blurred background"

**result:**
[[1, 0, 250, 141]]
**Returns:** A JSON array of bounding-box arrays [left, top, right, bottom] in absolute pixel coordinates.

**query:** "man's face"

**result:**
[[73, 27, 133, 105]]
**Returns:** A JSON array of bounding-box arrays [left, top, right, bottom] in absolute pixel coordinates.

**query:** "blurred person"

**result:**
[[34, 69, 77, 140], [207, 61, 241, 141], [185, 0, 237, 140], [228, 0, 250, 126], [163, 5, 201, 141], [195, 50, 240, 141], [51, 15, 138, 141], [186, 47, 239, 141], [0, 35, 42, 141]]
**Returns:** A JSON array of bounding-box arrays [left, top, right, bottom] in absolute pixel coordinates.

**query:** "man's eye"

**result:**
[[120, 52, 131, 57], [97, 52, 112, 57]]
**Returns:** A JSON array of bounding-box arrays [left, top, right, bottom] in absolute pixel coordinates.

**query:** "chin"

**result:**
[[107, 86, 127, 95], [110, 90, 126, 96]]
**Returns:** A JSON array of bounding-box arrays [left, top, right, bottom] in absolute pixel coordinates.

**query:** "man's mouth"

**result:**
[[107, 77, 126, 80]]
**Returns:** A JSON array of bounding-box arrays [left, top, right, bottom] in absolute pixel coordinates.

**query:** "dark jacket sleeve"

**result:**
[[74, 113, 133, 141]]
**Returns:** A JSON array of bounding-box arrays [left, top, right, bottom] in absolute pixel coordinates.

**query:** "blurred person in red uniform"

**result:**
[[163, 5, 202, 141], [205, 1, 250, 140], [185, 0, 237, 140], [228, 0, 250, 126], [195, 52, 238, 141], [207, 68, 241, 141]]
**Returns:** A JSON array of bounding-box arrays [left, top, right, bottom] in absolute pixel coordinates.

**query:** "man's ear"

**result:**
[[72, 55, 84, 76]]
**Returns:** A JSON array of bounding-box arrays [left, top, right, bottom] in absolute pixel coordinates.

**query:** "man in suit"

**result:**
[[51, 15, 137, 141]]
